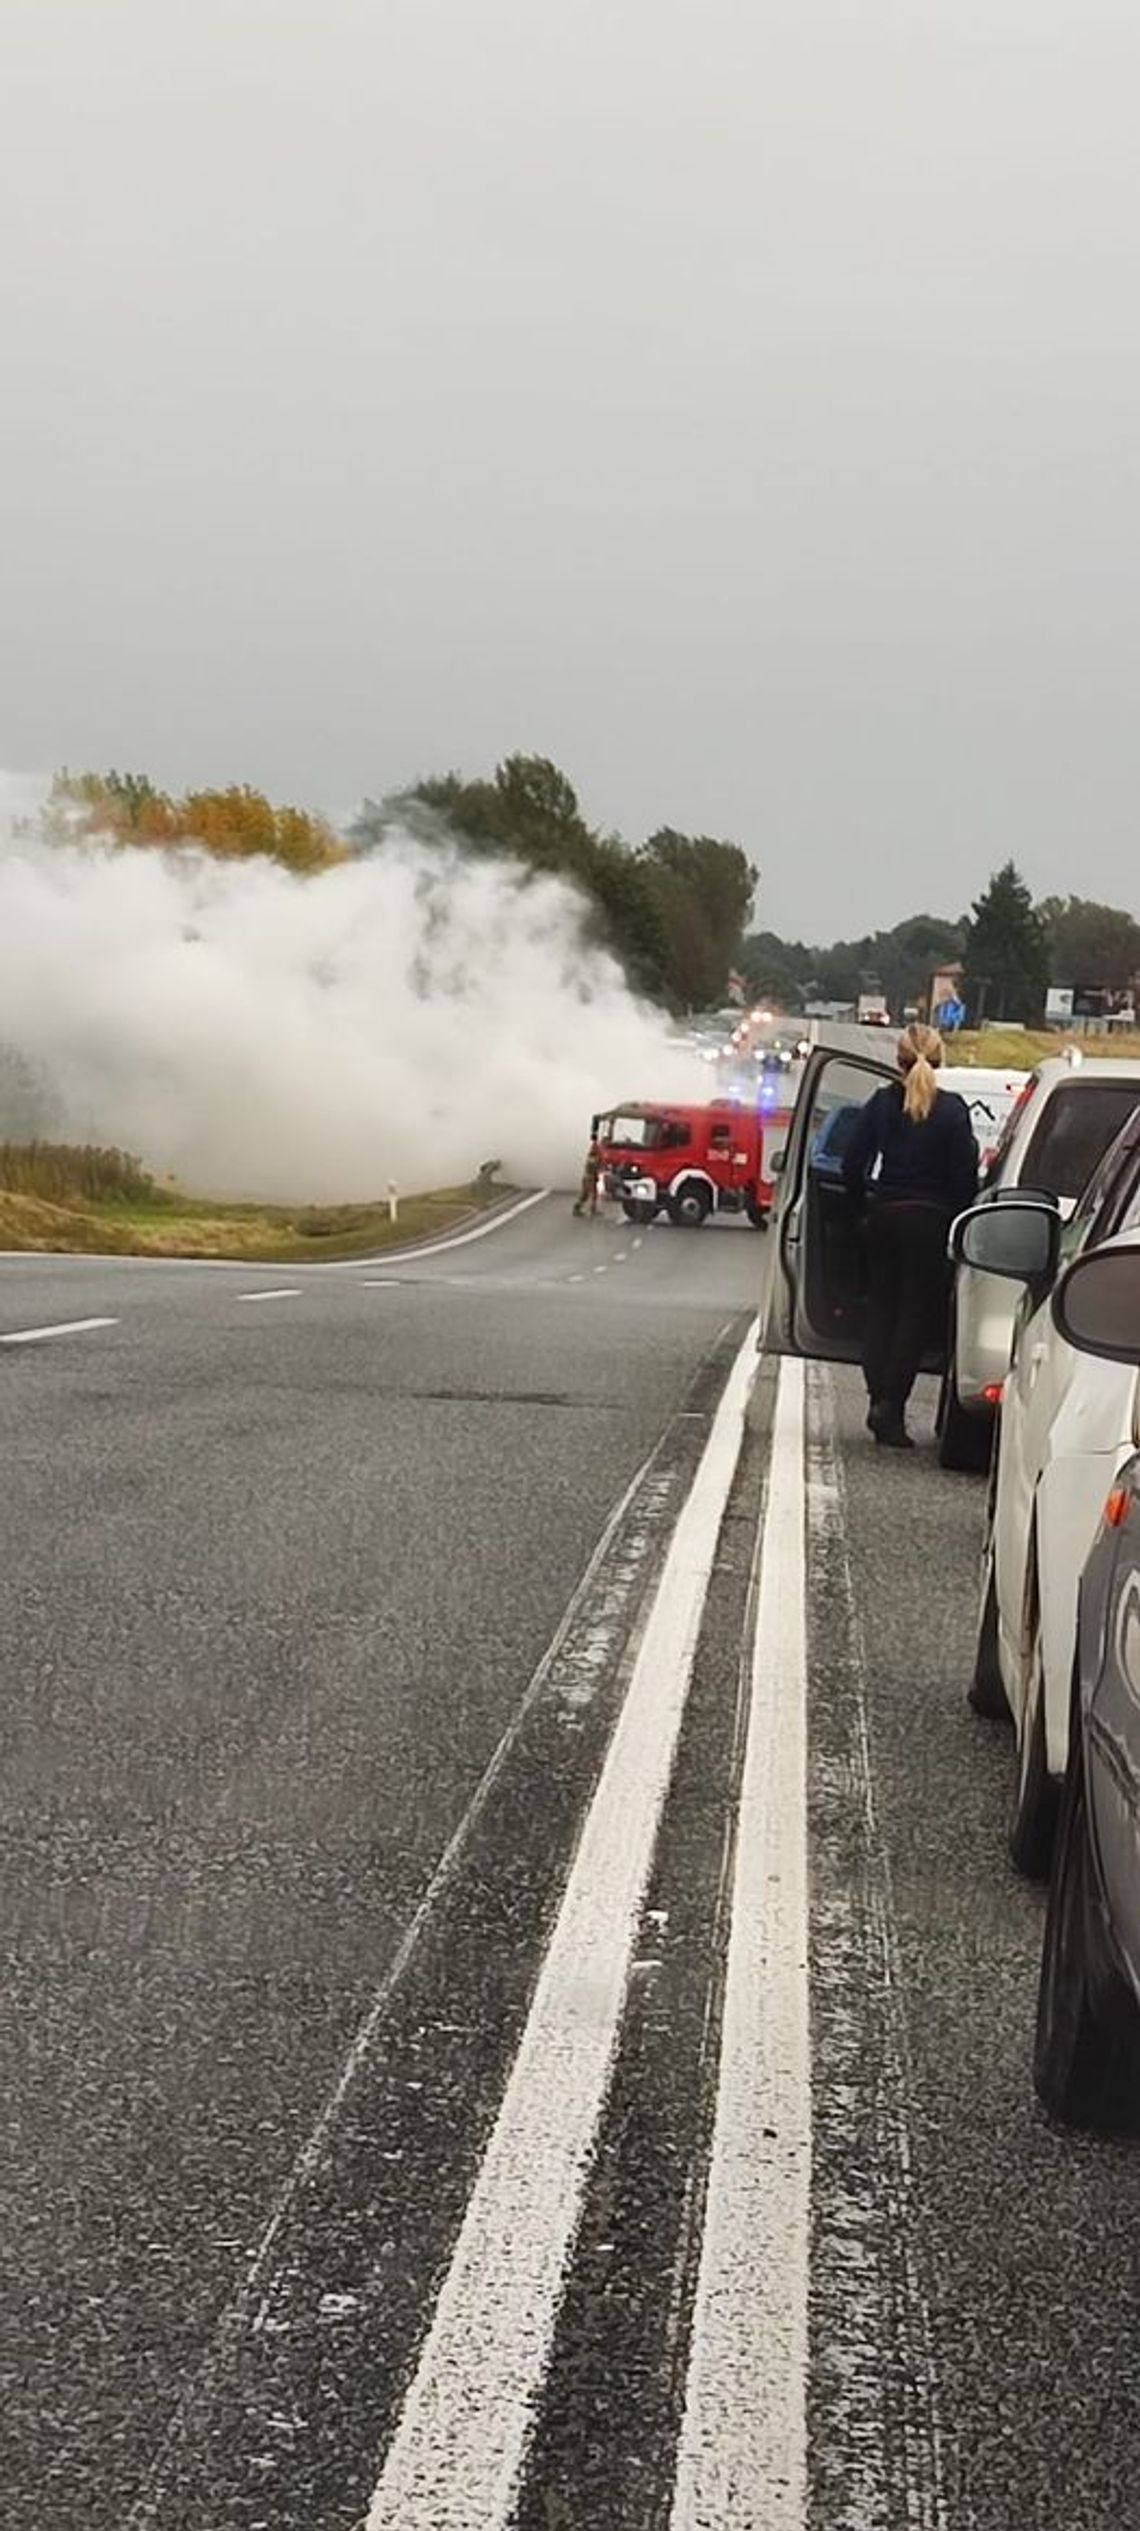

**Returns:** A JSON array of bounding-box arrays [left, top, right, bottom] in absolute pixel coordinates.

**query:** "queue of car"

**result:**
[[765, 1043, 1140, 2135]]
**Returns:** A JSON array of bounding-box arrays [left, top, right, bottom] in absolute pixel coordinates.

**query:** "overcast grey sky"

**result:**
[[2, 0, 1138, 936]]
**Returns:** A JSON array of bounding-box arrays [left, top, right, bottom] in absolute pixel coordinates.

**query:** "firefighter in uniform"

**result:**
[[572, 1122, 602, 1218]]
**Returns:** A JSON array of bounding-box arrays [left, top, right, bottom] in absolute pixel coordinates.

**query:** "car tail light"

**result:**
[[1104, 1488, 1134, 1531], [982, 1382, 1005, 1407]]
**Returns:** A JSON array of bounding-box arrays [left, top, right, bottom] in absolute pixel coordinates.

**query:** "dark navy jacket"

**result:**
[[841, 1081, 979, 1214]]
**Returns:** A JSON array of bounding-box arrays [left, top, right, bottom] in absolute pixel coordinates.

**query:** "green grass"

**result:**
[[953, 1027, 1140, 1069], [0, 1145, 514, 1258]]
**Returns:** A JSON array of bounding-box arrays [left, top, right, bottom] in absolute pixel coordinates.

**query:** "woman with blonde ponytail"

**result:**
[[842, 1022, 979, 1448]]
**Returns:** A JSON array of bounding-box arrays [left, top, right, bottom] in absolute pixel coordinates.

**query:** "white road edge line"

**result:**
[[670, 1354, 809, 2531], [0, 1316, 118, 1346], [365, 1320, 760, 2531], [237, 1288, 302, 1303]]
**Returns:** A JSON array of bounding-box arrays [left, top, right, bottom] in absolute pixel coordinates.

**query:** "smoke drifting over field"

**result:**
[[0, 785, 702, 1198]]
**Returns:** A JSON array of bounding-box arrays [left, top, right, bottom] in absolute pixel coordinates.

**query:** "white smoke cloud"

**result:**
[[0, 782, 708, 1198]]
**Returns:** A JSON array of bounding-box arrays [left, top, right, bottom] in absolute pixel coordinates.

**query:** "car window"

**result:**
[[661, 1120, 692, 1151], [1019, 1081, 1140, 1203], [1062, 1114, 1140, 1256], [820, 1103, 865, 1157]]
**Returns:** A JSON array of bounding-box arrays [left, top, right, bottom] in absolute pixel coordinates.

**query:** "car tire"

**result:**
[[667, 1182, 712, 1228], [968, 1549, 1011, 1720], [937, 1376, 992, 1475], [1034, 1718, 1140, 2134], [620, 1198, 657, 1225], [1009, 1623, 1059, 1878]]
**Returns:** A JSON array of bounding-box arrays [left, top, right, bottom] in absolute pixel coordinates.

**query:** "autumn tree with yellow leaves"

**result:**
[[49, 771, 344, 876]]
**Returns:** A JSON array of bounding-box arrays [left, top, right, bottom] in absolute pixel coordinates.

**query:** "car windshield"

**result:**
[[1022, 1081, 1140, 1203]]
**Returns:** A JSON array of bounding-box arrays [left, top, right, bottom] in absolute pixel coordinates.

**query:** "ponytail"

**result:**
[[897, 1022, 944, 1124]]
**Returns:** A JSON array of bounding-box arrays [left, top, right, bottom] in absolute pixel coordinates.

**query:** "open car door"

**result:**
[[764, 1045, 898, 1358]]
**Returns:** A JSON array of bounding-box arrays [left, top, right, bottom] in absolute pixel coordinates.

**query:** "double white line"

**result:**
[[366, 1340, 810, 2530]]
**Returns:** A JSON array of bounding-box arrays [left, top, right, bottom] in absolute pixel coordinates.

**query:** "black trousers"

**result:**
[[863, 1201, 951, 1412]]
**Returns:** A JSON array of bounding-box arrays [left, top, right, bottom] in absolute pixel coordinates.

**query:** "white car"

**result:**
[[938, 1065, 1029, 1176], [937, 1056, 1140, 1471], [958, 1103, 1140, 1875]]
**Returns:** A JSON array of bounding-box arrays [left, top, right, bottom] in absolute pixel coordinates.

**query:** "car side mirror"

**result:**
[[952, 1199, 1062, 1285], [1051, 1244, 1140, 1364]]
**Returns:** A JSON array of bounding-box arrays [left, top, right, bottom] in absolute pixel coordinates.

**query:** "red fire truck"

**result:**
[[596, 1095, 793, 1228]]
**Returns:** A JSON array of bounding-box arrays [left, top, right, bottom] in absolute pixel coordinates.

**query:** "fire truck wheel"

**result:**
[[620, 1198, 657, 1225], [667, 1181, 712, 1228]]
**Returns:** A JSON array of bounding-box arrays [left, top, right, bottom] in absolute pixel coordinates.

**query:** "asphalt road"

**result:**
[[2, 1191, 1139, 2531]]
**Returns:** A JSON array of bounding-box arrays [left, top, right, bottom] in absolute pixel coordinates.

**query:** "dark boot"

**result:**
[[869, 1399, 914, 1450]]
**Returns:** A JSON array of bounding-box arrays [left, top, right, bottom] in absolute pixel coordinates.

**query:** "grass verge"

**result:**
[[953, 1027, 1140, 1069], [0, 1149, 517, 1260]]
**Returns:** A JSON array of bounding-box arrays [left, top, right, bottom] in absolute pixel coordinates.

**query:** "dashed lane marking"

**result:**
[[364, 1321, 760, 2531], [236, 1288, 303, 1303], [0, 1316, 118, 1347]]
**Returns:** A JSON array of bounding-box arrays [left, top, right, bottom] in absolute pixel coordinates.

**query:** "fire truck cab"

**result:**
[[596, 1097, 791, 1228]]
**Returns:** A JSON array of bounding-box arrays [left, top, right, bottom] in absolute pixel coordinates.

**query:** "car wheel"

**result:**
[[1009, 1622, 1059, 1878], [1034, 1718, 1140, 2134], [937, 1378, 992, 1475], [668, 1182, 711, 1228], [620, 1198, 657, 1225], [969, 1547, 1011, 1720]]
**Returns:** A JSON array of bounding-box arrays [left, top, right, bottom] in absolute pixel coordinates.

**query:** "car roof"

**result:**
[[1029, 1055, 1140, 1085], [940, 1066, 1028, 1095]]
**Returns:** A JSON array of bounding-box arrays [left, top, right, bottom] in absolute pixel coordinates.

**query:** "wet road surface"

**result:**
[[2, 1193, 1139, 2530]]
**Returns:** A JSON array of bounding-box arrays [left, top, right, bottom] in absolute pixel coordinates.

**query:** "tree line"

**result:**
[[744, 863, 1140, 1024], [44, 768, 1138, 1023], [50, 757, 757, 1016]]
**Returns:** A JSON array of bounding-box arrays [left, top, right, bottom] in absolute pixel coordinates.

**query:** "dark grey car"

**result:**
[[1034, 1243, 1140, 2132]]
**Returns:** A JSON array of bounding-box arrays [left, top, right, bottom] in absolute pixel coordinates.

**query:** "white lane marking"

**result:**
[[593, 1263, 608, 1275], [237, 1287, 302, 1303], [0, 1315, 117, 1347], [613, 1250, 628, 1263], [359, 1278, 400, 1288], [365, 1323, 759, 2531], [670, 1356, 809, 2531], [567, 1273, 585, 1284], [632, 1236, 643, 1249], [0, 1189, 553, 1276], [359, 1187, 553, 1269]]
